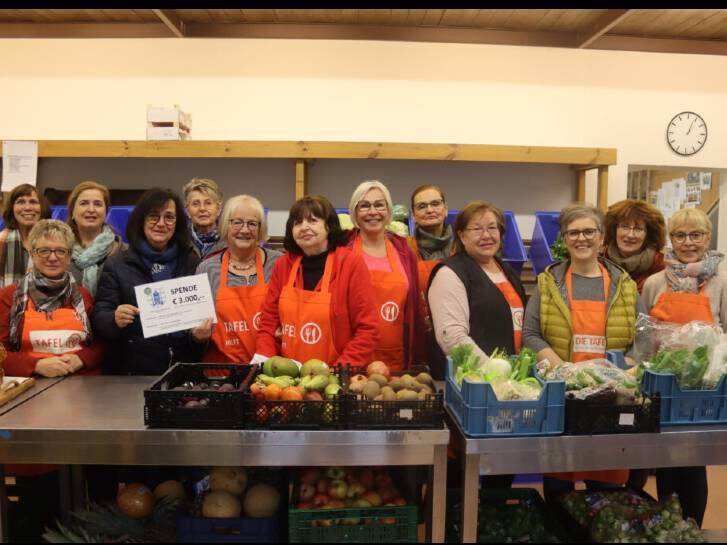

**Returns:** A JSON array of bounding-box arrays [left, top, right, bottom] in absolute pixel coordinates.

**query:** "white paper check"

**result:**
[[134, 273, 217, 338]]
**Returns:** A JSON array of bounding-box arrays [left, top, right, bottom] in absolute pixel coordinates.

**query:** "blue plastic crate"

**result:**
[[444, 357, 564, 437], [176, 515, 280, 543], [529, 211, 561, 276], [105, 205, 134, 242], [50, 205, 68, 221], [407, 210, 528, 274]]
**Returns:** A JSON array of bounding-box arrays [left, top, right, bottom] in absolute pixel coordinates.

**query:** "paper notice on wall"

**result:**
[[686, 180, 702, 205], [701, 172, 712, 190], [2, 141, 38, 191]]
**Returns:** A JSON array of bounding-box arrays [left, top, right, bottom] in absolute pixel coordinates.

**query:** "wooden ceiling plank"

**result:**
[[577, 9, 634, 48], [505, 9, 552, 31], [82, 9, 110, 22], [485, 9, 516, 29], [701, 12, 727, 39], [339, 9, 359, 24], [0, 22, 173, 38], [421, 9, 445, 26], [152, 9, 185, 38], [535, 9, 568, 31], [625, 9, 686, 36], [241, 9, 278, 23], [134, 9, 165, 23], [471, 9, 496, 29], [681, 10, 727, 39], [389, 9, 410, 25], [206, 9, 232, 23], [0, 9, 30, 22], [593, 33, 727, 56], [669, 9, 722, 36], [177, 9, 212, 23], [439, 9, 481, 27], [100, 9, 143, 22], [308, 9, 339, 23], [406, 9, 427, 26], [0, 140, 615, 167]]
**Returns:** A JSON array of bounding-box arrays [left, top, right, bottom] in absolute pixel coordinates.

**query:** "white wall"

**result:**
[[2, 38, 727, 239]]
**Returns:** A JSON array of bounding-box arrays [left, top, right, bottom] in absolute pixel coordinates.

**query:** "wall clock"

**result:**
[[667, 111, 707, 156]]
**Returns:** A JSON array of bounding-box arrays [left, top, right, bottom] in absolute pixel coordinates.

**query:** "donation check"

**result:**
[[134, 273, 217, 338]]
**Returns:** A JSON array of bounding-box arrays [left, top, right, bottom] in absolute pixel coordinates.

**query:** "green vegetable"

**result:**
[[510, 348, 536, 382], [549, 233, 569, 261], [648, 345, 712, 390]]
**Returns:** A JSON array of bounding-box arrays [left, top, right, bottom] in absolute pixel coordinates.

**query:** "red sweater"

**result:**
[[0, 284, 104, 377], [256, 246, 380, 366]]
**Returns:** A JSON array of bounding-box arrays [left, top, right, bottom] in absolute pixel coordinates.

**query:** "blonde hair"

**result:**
[[669, 208, 712, 234], [28, 219, 75, 250], [182, 178, 223, 205], [219, 195, 268, 242], [67, 181, 110, 238], [348, 180, 393, 229]]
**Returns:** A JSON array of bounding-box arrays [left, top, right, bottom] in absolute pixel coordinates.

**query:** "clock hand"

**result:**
[[687, 118, 696, 135]]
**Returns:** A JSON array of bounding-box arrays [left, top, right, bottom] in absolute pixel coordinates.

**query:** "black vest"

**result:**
[[427, 253, 527, 380]]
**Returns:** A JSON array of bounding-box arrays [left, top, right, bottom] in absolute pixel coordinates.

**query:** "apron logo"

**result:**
[[573, 334, 607, 354], [512, 308, 524, 330], [30, 330, 85, 355], [253, 312, 262, 331], [380, 301, 400, 322], [300, 322, 322, 345]]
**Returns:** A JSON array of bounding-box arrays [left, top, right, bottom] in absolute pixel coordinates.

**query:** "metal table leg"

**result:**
[[461, 453, 479, 543], [0, 465, 6, 543], [71, 466, 85, 510], [427, 444, 447, 543], [57, 465, 73, 524]]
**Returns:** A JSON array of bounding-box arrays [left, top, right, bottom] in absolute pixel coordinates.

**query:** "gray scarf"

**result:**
[[607, 242, 656, 277], [415, 224, 454, 261]]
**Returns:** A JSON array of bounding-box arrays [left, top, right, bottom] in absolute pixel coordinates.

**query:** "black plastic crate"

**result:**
[[242, 365, 349, 430], [346, 366, 444, 430], [563, 394, 660, 435], [144, 363, 255, 429]]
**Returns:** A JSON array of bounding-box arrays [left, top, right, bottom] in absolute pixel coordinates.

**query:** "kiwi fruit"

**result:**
[[381, 386, 397, 401], [362, 381, 381, 400], [396, 389, 419, 401], [368, 373, 389, 387]]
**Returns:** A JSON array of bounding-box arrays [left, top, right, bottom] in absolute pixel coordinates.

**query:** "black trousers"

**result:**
[[656, 466, 708, 528]]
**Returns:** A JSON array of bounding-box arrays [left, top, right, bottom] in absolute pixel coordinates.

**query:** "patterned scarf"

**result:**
[[664, 249, 724, 293], [136, 239, 180, 282], [9, 269, 91, 352], [71, 225, 117, 296], [189, 224, 220, 259], [0, 229, 30, 288], [607, 242, 656, 277], [415, 224, 454, 261]]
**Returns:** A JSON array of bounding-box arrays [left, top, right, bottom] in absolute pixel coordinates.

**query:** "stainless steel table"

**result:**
[[0, 376, 449, 542], [447, 408, 727, 542]]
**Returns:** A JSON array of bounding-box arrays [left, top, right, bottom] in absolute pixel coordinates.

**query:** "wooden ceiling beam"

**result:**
[[0, 22, 172, 38], [575, 9, 633, 49], [591, 33, 727, 56], [183, 22, 578, 48], [152, 9, 184, 37]]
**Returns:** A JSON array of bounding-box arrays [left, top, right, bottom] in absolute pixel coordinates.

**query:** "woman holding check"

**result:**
[[92, 188, 206, 375]]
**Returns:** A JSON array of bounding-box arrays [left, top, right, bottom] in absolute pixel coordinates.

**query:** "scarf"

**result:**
[[190, 224, 220, 259], [72, 225, 117, 296], [415, 224, 454, 261], [9, 269, 91, 352], [0, 229, 30, 288], [664, 249, 724, 293], [136, 239, 180, 282], [607, 242, 656, 277]]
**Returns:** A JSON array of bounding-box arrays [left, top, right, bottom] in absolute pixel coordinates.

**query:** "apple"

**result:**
[[317, 477, 331, 494], [325, 467, 346, 480], [346, 482, 366, 498], [378, 486, 397, 503], [358, 469, 374, 489], [374, 472, 393, 489], [300, 483, 316, 501], [304, 391, 323, 401], [393, 497, 407, 506], [300, 468, 321, 485], [313, 493, 329, 508], [326, 499, 345, 509], [328, 480, 348, 500], [354, 498, 372, 508], [361, 490, 382, 507], [297, 501, 313, 509]]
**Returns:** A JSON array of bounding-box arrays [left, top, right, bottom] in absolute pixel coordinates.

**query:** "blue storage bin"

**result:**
[[50, 205, 68, 221], [106, 206, 134, 242], [529, 211, 561, 276], [176, 515, 280, 543], [445, 357, 565, 437], [407, 210, 528, 274]]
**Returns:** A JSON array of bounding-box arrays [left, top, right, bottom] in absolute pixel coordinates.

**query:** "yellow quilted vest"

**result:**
[[538, 260, 637, 361]]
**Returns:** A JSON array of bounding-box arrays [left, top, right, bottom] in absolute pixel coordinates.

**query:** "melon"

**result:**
[[202, 491, 242, 518], [209, 467, 248, 496], [243, 483, 280, 518]]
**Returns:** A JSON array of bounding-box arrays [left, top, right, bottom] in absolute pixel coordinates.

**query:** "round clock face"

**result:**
[[667, 111, 707, 156]]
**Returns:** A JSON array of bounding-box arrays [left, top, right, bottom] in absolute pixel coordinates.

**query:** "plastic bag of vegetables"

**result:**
[[385, 220, 410, 237], [391, 203, 409, 223]]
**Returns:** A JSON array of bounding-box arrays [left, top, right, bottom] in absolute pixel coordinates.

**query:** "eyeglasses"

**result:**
[[564, 228, 600, 241], [34, 248, 69, 258], [146, 213, 177, 226], [414, 199, 444, 212], [464, 226, 500, 237], [617, 224, 646, 236], [357, 200, 387, 212], [671, 231, 706, 244], [229, 219, 260, 231]]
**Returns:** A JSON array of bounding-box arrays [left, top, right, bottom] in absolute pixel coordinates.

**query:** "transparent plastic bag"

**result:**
[[703, 335, 727, 390], [536, 358, 640, 402]]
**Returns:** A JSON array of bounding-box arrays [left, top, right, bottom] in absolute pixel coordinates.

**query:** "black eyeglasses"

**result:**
[[34, 248, 70, 258]]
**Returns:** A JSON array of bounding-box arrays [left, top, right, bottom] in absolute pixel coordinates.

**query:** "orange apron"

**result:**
[[550, 265, 629, 485], [278, 253, 339, 364], [494, 280, 524, 353], [355, 238, 408, 370], [650, 285, 714, 325], [408, 237, 440, 292], [8, 299, 87, 477], [204, 249, 268, 364]]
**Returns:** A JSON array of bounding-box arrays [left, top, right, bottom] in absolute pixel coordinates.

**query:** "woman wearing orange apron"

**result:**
[[642, 207, 725, 527], [254, 196, 379, 367], [522, 204, 644, 505], [0, 220, 103, 541], [346, 181, 425, 371], [194, 195, 282, 365]]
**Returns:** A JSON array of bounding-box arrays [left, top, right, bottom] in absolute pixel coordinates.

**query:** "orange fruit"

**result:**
[[281, 386, 304, 401], [250, 383, 265, 400], [264, 383, 282, 401]]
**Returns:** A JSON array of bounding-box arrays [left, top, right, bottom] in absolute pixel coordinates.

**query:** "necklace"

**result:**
[[229, 252, 257, 272]]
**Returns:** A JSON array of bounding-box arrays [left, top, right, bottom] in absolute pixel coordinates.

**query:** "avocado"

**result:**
[[270, 356, 300, 378]]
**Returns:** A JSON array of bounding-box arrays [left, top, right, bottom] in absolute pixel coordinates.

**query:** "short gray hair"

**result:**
[[219, 194, 268, 242], [182, 178, 223, 205], [559, 203, 605, 234], [28, 219, 75, 250], [348, 180, 393, 229]]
